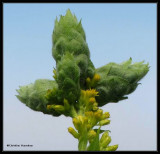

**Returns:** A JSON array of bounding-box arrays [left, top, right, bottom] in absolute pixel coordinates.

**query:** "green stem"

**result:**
[[78, 128, 88, 151]]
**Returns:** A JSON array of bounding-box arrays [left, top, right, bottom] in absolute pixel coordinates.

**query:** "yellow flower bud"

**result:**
[[104, 112, 110, 118], [93, 74, 100, 81], [97, 109, 103, 114], [73, 116, 88, 131], [105, 144, 118, 151], [100, 112, 110, 120], [93, 106, 98, 111], [68, 127, 79, 139], [100, 131, 109, 144], [87, 130, 96, 140], [89, 97, 96, 103], [77, 116, 83, 123], [93, 102, 98, 107], [83, 117, 88, 124], [85, 111, 93, 117], [73, 118, 80, 130], [93, 102, 98, 111], [86, 124, 92, 130], [94, 112, 102, 120], [100, 136, 111, 148], [46, 104, 55, 110], [47, 105, 52, 110], [86, 77, 91, 84], [53, 105, 65, 112], [99, 119, 110, 126]]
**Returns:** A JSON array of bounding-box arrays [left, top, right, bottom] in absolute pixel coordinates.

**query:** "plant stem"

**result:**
[[78, 127, 88, 151]]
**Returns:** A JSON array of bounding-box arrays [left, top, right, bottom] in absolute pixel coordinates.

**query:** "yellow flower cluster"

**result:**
[[99, 131, 118, 151], [85, 109, 110, 127], [68, 85, 110, 138], [46, 73, 115, 150], [68, 112, 110, 144], [68, 115, 97, 143], [67, 75, 117, 151], [81, 89, 99, 97], [80, 89, 99, 112], [86, 73, 101, 88], [68, 109, 110, 139]]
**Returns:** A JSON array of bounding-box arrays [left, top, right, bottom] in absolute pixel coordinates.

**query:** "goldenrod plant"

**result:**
[[16, 9, 149, 151]]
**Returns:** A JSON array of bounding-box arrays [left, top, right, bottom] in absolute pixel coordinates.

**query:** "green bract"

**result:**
[[16, 9, 149, 151]]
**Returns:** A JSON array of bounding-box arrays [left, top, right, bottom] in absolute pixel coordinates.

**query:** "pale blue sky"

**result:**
[[3, 3, 157, 151]]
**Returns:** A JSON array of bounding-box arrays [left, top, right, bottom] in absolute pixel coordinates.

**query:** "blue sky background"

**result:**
[[3, 3, 157, 151]]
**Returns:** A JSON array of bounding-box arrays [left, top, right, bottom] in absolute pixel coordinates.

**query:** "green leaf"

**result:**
[[87, 127, 101, 151]]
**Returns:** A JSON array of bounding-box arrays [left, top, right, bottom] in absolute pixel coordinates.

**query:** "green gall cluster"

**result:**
[[16, 10, 149, 117], [95, 58, 149, 106], [16, 9, 149, 151], [56, 53, 81, 103], [52, 9, 95, 86], [52, 9, 88, 60], [16, 79, 61, 116]]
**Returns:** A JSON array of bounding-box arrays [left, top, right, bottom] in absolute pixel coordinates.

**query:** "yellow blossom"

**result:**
[[86, 89, 99, 97]]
